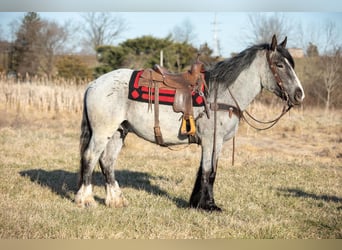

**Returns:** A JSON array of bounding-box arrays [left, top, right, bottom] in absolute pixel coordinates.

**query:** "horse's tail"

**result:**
[[79, 88, 92, 187], [80, 108, 91, 157]]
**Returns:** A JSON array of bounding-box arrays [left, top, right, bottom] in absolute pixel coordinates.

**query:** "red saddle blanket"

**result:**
[[128, 70, 208, 106]]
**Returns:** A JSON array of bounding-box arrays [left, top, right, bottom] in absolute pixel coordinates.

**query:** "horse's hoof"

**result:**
[[207, 204, 222, 212], [105, 182, 129, 208], [75, 195, 97, 208], [106, 196, 129, 208], [189, 202, 222, 212], [75, 184, 97, 208]]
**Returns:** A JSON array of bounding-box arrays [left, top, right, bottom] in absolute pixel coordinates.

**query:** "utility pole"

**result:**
[[212, 13, 221, 58]]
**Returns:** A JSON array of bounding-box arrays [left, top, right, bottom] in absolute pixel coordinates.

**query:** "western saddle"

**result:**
[[137, 57, 206, 145]]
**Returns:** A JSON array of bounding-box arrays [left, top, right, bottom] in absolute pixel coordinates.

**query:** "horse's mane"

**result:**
[[208, 43, 294, 89]]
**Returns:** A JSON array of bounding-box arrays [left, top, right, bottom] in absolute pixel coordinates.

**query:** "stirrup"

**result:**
[[181, 116, 196, 135]]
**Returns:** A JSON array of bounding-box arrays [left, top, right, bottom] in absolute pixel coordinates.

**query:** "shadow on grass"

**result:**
[[19, 169, 188, 209], [277, 187, 342, 209]]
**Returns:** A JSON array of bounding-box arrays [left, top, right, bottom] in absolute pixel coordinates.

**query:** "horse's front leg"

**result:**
[[189, 140, 222, 212]]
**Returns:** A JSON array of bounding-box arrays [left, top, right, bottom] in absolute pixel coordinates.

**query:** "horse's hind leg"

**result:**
[[75, 134, 108, 208], [99, 128, 128, 208]]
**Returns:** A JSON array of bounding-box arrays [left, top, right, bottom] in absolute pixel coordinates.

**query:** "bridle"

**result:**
[[232, 49, 294, 131], [265, 49, 290, 103]]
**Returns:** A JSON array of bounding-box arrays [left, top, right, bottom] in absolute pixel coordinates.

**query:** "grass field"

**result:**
[[0, 81, 341, 239]]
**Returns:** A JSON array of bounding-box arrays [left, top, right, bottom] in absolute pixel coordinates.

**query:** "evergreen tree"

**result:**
[[56, 55, 92, 83], [13, 12, 42, 77]]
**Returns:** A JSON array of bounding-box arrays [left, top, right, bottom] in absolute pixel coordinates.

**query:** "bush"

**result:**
[[56, 55, 93, 84]]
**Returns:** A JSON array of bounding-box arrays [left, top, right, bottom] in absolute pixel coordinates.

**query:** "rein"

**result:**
[[228, 85, 292, 131], [242, 103, 292, 130]]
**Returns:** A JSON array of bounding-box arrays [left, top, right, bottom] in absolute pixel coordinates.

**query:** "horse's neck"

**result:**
[[225, 52, 266, 111]]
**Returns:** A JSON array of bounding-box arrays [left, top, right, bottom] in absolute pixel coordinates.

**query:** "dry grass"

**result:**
[[0, 81, 341, 239], [0, 80, 84, 114]]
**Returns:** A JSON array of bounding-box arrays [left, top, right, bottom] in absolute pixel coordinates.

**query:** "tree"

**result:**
[[121, 35, 173, 56], [319, 48, 342, 111], [320, 20, 339, 54], [81, 13, 126, 52], [94, 35, 201, 75], [0, 25, 3, 41], [171, 19, 197, 44], [198, 43, 220, 66], [244, 13, 296, 45], [12, 12, 70, 79], [39, 20, 69, 78], [316, 21, 342, 111], [13, 12, 43, 77], [121, 35, 174, 68], [94, 45, 127, 77], [164, 42, 198, 72], [120, 36, 199, 72], [56, 55, 92, 83], [306, 42, 319, 57]]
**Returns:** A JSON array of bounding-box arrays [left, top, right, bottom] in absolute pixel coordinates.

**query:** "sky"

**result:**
[[1, 12, 341, 57], [0, 0, 342, 12]]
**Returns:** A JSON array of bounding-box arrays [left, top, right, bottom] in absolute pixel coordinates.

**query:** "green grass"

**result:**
[[0, 107, 341, 239]]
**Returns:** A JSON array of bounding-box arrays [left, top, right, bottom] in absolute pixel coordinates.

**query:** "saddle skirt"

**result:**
[[128, 70, 208, 107]]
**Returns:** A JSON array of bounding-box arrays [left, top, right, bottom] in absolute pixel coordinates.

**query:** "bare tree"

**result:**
[[0, 25, 3, 41], [81, 13, 126, 52], [244, 13, 296, 45], [320, 48, 342, 111], [312, 20, 342, 111], [39, 20, 69, 78], [305, 20, 342, 111], [321, 20, 339, 54], [172, 18, 197, 44]]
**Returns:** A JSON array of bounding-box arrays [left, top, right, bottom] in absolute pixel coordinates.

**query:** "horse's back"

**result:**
[[86, 68, 132, 93]]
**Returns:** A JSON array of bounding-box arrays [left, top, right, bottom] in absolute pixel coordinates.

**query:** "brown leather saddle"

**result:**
[[137, 57, 206, 145]]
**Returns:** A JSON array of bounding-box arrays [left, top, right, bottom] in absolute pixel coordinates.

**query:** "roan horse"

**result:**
[[75, 35, 305, 211]]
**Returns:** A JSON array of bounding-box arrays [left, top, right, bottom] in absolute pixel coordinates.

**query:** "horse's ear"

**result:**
[[280, 36, 287, 48], [270, 34, 277, 51]]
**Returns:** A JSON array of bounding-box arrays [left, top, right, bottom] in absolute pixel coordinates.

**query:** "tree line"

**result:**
[[0, 12, 217, 82], [0, 12, 341, 109]]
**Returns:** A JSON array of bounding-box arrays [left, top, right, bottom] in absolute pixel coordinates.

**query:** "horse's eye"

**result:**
[[276, 63, 284, 68]]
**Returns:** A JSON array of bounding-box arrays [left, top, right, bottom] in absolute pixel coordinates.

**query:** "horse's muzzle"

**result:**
[[294, 87, 304, 105]]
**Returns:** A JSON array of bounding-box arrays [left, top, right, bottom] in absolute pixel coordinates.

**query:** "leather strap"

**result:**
[[209, 103, 241, 119], [266, 50, 289, 101], [153, 81, 165, 145]]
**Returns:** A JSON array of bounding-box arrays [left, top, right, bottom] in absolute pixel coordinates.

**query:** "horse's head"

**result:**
[[262, 35, 305, 106]]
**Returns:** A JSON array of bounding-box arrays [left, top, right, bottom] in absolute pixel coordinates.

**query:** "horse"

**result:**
[[75, 35, 305, 211]]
